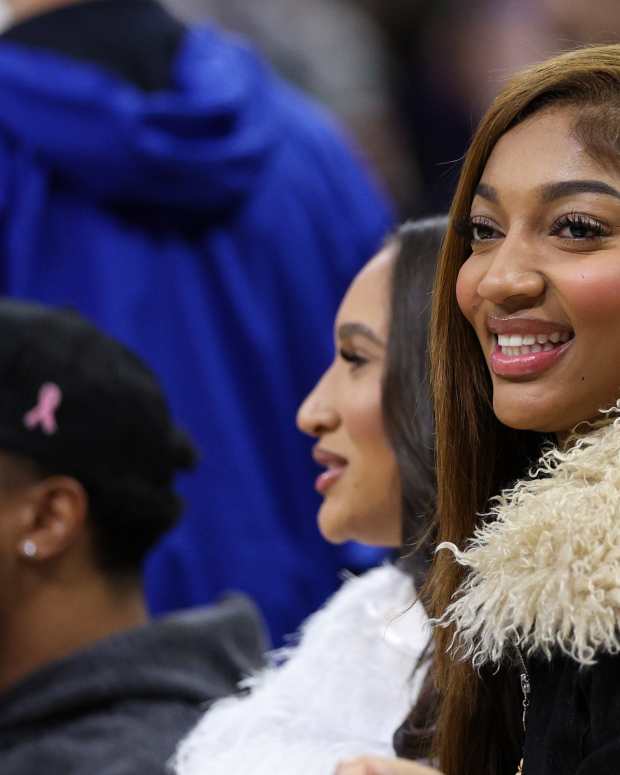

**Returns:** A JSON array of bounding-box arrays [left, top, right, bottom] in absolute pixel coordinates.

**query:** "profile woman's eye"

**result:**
[[550, 212, 610, 241], [339, 348, 367, 370]]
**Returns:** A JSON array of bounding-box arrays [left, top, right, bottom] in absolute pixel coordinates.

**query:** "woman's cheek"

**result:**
[[347, 381, 386, 449], [455, 260, 480, 321], [559, 266, 620, 321]]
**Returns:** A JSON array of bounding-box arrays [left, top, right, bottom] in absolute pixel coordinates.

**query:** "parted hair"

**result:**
[[428, 44, 620, 775]]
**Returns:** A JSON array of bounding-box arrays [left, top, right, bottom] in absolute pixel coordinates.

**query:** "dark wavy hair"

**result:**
[[383, 217, 446, 584], [380, 217, 446, 760]]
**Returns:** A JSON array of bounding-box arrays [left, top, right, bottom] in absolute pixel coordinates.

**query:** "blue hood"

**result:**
[[0, 26, 277, 211]]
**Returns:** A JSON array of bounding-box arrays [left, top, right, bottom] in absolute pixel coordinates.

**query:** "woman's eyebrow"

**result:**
[[337, 322, 385, 346], [474, 179, 620, 205], [539, 179, 620, 202], [474, 182, 498, 203]]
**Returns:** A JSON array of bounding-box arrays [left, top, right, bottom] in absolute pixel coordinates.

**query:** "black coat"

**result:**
[[435, 421, 620, 775], [0, 597, 267, 775], [522, 652, 620, 775]]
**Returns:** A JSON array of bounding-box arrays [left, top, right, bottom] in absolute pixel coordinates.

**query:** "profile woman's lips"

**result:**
[[312, 446, 348, 495]]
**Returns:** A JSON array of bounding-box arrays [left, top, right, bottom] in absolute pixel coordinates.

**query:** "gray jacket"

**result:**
[[0, 596, 267, 774]]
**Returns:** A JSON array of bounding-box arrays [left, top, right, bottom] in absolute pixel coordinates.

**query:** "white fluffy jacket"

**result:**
[[437, 415, 620, 668], [173, 564, 429, 775]]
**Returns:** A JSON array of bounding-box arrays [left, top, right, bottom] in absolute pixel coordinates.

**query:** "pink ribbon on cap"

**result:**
[[23, 382, 62, 435]]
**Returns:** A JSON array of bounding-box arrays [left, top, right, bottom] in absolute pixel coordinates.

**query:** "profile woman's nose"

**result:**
[[296, 378, 339, 438]]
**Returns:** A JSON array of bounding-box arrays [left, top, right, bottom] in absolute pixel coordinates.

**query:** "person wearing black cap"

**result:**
[[0, 299, 267, 775]]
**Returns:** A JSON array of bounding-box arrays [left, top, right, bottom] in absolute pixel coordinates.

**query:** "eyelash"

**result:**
[[548, 212, 610, 240], [454, 215, 497, 242], [339, 348, 367, 369], [454, 212, 611, 243]]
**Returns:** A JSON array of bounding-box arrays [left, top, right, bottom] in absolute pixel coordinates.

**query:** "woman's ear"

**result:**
[[18, 477, 88, 562]]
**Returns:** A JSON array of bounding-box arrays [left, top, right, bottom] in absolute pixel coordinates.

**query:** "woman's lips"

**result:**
[[312, 447, 348, 495], [315, 466, 346, 494], [490, 337, 574, 378]]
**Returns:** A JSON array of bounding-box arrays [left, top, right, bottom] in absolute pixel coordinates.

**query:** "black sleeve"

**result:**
[[576, 653, 620, 775]]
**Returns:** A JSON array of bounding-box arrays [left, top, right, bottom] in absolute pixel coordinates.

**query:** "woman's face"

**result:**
[[457, 107, 620, 434], [297, 245, 401, 546]]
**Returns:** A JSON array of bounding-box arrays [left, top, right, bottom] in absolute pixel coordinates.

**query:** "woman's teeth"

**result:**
[[496, 332, 571, 356]]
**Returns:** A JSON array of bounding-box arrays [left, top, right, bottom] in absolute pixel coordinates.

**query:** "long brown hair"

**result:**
[[428, 44, 620, 775]]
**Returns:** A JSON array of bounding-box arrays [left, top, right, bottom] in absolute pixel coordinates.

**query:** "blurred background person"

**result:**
[[357, 0, 554, 214], [170, 0, 557, 216], [171, 0, 421, 215], [0, 0, 393, 646], [175, 218, 445, 775], [543, 0, 620, 43], [169, 0, 620, 214], [0, 301, 266, 775]]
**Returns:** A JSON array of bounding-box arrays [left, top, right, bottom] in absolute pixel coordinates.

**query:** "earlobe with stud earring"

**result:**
[[21, 540, 37, 558]]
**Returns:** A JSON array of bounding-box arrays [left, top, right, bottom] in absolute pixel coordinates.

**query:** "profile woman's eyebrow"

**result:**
[[337, 322, 384, 346], [540, 179, 620, 202]]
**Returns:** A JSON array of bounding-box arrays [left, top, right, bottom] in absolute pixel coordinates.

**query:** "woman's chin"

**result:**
[[493, 390, 573, 434], [494, 406, 575, 435], [317, 501, 400, 547], [317, 501, 351, 545]]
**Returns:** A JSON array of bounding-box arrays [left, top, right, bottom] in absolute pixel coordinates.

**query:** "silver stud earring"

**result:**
[[22, 540, 37, 558]]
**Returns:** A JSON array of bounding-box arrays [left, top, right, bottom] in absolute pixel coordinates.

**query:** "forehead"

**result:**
[[479, 107, 617, 198], [336, 244, 394, 337]]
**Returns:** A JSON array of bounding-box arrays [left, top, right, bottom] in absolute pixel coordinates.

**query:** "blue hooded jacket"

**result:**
[[0, 12, 393, 644]]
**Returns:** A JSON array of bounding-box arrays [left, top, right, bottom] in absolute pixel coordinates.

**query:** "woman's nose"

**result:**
[[476, 240, 545, 310], [296, 374, 339, 438]]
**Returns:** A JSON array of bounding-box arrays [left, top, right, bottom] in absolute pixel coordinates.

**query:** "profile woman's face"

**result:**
[[456, 107, 620, 434], [296, 245, 401, 546]]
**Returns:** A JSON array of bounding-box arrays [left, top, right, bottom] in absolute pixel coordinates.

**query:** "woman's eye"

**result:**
[[455, 216, 502, 243], [550, 213, 610, 241], [339, 349, 367, 370], [472, 221, 499, 241]]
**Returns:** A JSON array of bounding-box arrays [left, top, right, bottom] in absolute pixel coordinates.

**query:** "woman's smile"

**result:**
[[487, 316, 574, 378]]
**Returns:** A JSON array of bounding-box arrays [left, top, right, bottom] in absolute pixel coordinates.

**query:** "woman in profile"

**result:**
[[174, 217, 446, 775]]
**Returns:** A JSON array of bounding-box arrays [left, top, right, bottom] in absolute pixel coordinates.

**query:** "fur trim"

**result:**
[[173, 565, 430, 775], [436, 415, 620, 667]]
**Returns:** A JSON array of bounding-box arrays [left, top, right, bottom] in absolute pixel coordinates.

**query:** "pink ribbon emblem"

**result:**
[[23, 383, 62, 435]]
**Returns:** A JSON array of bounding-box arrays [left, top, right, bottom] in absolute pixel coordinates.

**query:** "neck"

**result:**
[[0, 572, 147, 693]]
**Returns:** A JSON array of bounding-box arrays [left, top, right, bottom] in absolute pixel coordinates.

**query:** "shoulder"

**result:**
[[157, 594, 269, 682]]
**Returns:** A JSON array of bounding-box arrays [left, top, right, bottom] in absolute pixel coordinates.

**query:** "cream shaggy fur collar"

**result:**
[[437, 415, 620, 668]]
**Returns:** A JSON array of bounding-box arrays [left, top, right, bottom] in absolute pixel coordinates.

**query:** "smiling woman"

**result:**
[[456, 108, 620, 433], [425, 43, 620, 775]]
